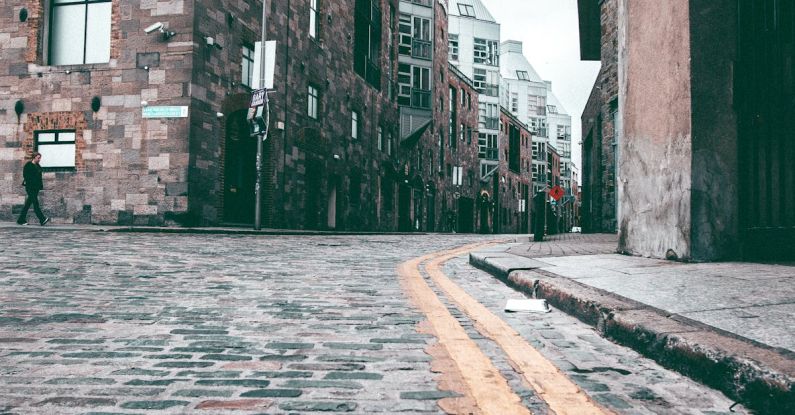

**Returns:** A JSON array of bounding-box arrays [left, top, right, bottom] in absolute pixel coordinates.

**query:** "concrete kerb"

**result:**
[[469, 252, 795, 415]]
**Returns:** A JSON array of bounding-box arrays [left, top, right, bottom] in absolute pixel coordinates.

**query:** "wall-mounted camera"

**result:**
[[144, 22, 176, 41]]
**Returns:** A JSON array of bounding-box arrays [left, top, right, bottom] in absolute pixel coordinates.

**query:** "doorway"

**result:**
[[737, 0, 795, 260], [223, 111, 256, 224]]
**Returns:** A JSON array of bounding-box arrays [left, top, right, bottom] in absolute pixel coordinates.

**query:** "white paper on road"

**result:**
[[505, 299, 551, 313]]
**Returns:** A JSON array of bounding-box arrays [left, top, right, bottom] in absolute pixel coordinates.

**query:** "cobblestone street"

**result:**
[[0, 229, 498, 414], [0, 228, 745, 414]]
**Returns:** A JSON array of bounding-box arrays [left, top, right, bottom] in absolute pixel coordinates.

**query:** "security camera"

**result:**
[[144, 22, 164, 34], [216, 112, 224, 118]]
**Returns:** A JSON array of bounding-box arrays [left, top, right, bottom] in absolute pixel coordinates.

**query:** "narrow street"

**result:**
[[0, 228, 744, 414]]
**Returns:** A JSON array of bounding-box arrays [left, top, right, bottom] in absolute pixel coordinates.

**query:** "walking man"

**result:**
[[17, 152, 50, 226]]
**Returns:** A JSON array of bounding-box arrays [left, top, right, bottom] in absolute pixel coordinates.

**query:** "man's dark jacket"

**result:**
[[23, 161, 43, 191]]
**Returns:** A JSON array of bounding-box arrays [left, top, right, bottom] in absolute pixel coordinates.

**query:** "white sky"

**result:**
[[480, 0, 600, 172]]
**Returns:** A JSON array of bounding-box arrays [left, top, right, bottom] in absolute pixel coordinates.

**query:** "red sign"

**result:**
[[549, 185, 564, 201]]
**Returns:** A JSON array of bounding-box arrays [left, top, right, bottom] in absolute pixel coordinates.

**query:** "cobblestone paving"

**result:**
[[440, 255, 749, 415], [0, 228, 499, 414], [0, 228, 750, 414]]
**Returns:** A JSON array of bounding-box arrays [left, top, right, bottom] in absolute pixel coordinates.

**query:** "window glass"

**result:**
[[36, 131, 76, 169], [308, 85, 319, 119], [242, 45, 255, 87], [310, 0, 319, 38], [50, 0, 111, 65], [351, 111, 359, 139]]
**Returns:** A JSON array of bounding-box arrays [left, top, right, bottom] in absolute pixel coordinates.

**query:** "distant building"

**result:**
[[448, 0, 501, 182]]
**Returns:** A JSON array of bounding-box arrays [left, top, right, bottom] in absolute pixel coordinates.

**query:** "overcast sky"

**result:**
[[480, 0, 600, 171]]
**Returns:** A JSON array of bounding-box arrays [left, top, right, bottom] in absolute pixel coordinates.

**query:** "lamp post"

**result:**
[[254, 0, 269, 230]]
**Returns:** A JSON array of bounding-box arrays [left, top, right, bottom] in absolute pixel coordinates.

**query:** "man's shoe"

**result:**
[[40, 217, 50, 226], [17, 221, 28, 225]]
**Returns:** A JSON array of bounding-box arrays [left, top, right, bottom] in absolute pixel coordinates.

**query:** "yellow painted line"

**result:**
[[425, 247, 612, 415], [399, 243, 532, 415]]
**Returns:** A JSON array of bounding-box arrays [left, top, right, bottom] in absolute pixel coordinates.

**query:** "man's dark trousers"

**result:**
[[18, 189, 45, 224]]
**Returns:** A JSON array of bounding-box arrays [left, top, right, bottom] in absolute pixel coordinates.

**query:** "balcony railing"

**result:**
[[412, 39, 431, 60], [411, 88, 431, 109]]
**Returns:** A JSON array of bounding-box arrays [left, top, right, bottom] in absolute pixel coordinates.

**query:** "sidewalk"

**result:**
[[470, 233, 794, 414]]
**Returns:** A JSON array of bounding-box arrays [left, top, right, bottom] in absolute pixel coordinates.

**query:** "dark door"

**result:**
[[458, 197, 474, 233], [223, 111, 256, 224], [738, 0, 795, 260], [427, 187, 436, 232], [305, 160, 322, 230], [398, 184, 412, 231]]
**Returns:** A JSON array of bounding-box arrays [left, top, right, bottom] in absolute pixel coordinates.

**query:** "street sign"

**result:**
[[549, 185, 564, 201], [250, 89, 267, 108], [142, 106, 188, 118]]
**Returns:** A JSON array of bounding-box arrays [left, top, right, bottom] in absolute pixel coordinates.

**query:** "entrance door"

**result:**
[[458, 197, 474, 233], [223, 111, 256, 224], [738, 0, 795, 260], [398, 184, 412, 231], [305, 160, 322, 230]]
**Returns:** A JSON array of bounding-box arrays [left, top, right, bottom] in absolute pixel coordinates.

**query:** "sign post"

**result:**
[[253, 1, 269, 231]]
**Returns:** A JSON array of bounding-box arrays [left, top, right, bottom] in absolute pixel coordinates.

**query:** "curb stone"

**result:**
[[469, 252, 795, 414]]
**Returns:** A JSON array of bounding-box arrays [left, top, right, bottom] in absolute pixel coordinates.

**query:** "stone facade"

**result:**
[[1, 0, 402, 230]]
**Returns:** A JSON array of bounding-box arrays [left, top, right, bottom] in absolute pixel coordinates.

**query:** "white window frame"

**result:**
[[36, 130, 76, 169]]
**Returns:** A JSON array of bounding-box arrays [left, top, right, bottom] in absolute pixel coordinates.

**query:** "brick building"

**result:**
[[496, 107, 531, 234], [1, 0, 401, 230], [579, 0, 619, 234]]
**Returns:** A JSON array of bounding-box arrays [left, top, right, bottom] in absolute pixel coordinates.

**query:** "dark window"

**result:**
[[354, 0, 382, 89], [241, 44, 255, 87]]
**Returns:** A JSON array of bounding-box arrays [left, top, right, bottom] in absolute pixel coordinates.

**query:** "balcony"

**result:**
[[412, 39, 431, 60], [411, 88, 431, 109]]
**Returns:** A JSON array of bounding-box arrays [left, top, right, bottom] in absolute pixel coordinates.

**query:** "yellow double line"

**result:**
[[399, 242, 610, 415]]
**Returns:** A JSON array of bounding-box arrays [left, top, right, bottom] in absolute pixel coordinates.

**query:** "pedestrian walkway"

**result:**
[[470, 233, 795, 414]]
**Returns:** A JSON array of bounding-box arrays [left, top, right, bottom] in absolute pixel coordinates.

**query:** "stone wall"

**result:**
[[618, 0, 693, 259], [1, 1, 193, 225]]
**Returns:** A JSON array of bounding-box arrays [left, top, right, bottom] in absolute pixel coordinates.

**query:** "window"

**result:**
[[386, 132, 393, 156], [411, 66, 431, 109], [398, 14, 412, 56], [478, 132, 498, 160], [354, 0, 382, 88], [458, 3, 475, 17], [308, 85, 319, 119], [351, 110, 359, 139], [398, 63, 411, 106], [412, 17, 431, 60], [377, 126, 383, 151], [473, 68, 499, 96], [241, 44, 255, 87], [478, 102, 499, 130], [473, 38, 498, 66], [517, 70, 530, 80], [309, 0, 320, 39], [511, 92, 519, 113], [49, 0, 112, 65], [448, 34, 459, 61], [36, 131, 76, 169]]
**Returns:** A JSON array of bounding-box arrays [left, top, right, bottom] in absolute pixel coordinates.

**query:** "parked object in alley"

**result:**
[[505, 299, 550, 313]]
